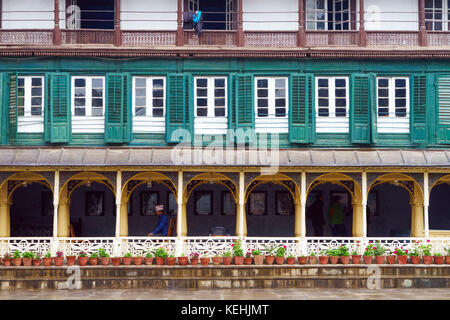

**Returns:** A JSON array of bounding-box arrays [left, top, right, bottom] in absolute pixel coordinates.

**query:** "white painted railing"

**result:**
[[0, 237, 448, 258]]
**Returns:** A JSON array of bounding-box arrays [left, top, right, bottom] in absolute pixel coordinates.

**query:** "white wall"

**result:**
[[1, 0, 55, 29], [362, 0, 419, 31], [121, 0, 177, 31], [243, 0, 298, 31]]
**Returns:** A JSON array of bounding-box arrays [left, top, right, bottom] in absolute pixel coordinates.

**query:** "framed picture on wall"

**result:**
[[276, 191, 293, 215], [330, 191, 351, 214], [221, 191, 236, 216], [141, 191, 159, 216], [167, 191, 177, 215], [248, 191, 266, 216], [113, 194, 132, 216], [41, 191, 53, 216], [85, 191, 105, 216], [367, 191, 379, 216], [194, 191, 213, 215]]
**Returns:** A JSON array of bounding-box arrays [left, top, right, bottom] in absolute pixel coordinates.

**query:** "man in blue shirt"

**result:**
[[147, 205, 169, 236]]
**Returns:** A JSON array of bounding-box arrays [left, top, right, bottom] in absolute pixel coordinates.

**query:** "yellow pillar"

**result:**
[[353, 203, 363, 237], [236, 171, 246, 237], [120, 202, 128, 236], [58, 187, 70, 237], [181, 200, 187, 236], [411, 202, 424, 237], [0, 184, 9, 237], [294, 187, 301, 237]]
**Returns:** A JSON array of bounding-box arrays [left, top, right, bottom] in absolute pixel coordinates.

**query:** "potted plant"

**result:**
[[222, 251, 232, 266], [251, 249, 264, 265], [3, 253, 12, 266], [133, 255, 143, 266], [298, 255, 307, 265], [434, 252, 444, 265], [111, 256, 121, 266], [418, 240, 433, 265], [154, 247, 168, 265], [373, 242, 386, 264], [78, 252, 88, 266], [363, 243, 374, 264], [123, 252, 132, 265], [200, 253, 210, 266], [43, 252, 53, 266], [351, 249, 361, 264], [275, 245, 286, 265], [232, 239, 244, 265], [22, 251, 34, 266], [394, 247, 408, 264], [178, 253, 188, 266], [286, 254, 295, 265], [386, 252, 396, 264], [99, 248, 110, 266], [308, 251, 317, 264], [12, 250, 22, 266], [54, 251, 64, 266], [327, 249, 339, 264], [190, 252, 199, 265], [32, 254, 41, 267], [212, 254, 222, 266], [66, 253, 76, 266], [89, 252, 99, 266], [409, 247, 420, 264], [264, 245, 276, 265], [319, 251, 329, 265], [446, 247, 450, 264], [339, 245, 350, 265], [167, 254, 177, 266], [144, 252, 154, 265], [244, 252, 253, 265]]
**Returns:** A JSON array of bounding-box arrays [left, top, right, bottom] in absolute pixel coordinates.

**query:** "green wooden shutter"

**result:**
[[105, 73, 131, 143], [166, 73, 191, 143], [8, 72, 18, 143], [370, 74, 378, 143], [289, 73, 314, 143], [235, 74, 254, 144], [0, 73, 3, 144], [47, 73, 71, 143], [410, 74, 428, 144], [437, 75, 450, 144], [350, 73, 371, 144]]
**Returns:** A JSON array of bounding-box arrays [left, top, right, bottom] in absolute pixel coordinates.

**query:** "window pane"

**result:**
[[318, 89, 328, 97], [18, 98, 24, 107], [197, 88, 207, 97], [31, 78, 42, 86], [215, 98, 225, 106], [153, 79, 163, 88], [318, 78, 328, 87], [214, 89, 225, 97], [335, 89, 346, 97], [153, 99, 164, 107], [18, 88, 25, 97], [275, 108, 286, 117], [135, 78, 146, 87], [215, 108, 225, 117], [378, 79, 389, 87], [135, 107, 146, 116], [197, 98, 207, 107], [92, 89, 103, 97], [335, 108, 346, 117], [258, 89, 268, 97], [75, 88, 85, 97], [378, 99, 389, 107], [335, 98, 347, 107], [335, 79, 346, 87], [275, 79, 285, 88], [395, 99, 406, 107], [395, 79, 406, 87], [31, 97, 42, 106], [74, 108, 85, 116], [91, 108, 103, 117], [31, 88, 42, 96], [318, 99, 329, 107], [153, 90, 164, 98], [75, 98, 85, 107], [395, 89, 406, 98], [275, 99, 286, 107], [396, 109, 407, 117], [257, 79, 268, 88], [378, 108, 389, 117], [18, 107, 24, 116], [257, 108, 268, 117], [92, 78, 103, 88], [135, 88, 146, 97], [214, 78, 225, 87], [197, 108, 207, 116], [258, 99, 268, 108], [153, 108, 164, 117], [318, 108, 329, 117], [18, 78, 25, 87], [92, 98, 103, 107], [135, 98, 146, 107], [31, 107, 42, 116], [378, 89, 389, 97], [75, 79, 86, 87], [275, 88, 285, 98], [196, 78, 207, 87]]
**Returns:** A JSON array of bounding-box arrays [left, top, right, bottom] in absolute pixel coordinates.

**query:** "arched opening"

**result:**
[[429, 179, 450, 231]]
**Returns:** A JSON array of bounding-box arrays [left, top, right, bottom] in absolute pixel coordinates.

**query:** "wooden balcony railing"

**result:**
[[0, 29, 54, 45], [61, 29, 115, 45]]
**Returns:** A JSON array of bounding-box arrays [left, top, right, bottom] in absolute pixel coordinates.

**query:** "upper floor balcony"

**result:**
[[0, 0, 449, 52]]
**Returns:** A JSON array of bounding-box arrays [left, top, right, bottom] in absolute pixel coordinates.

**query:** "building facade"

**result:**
[[0, 0, 449, 257]]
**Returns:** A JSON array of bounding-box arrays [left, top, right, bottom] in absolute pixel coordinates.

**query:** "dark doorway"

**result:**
[[184, 0, 237, 30], [66, 0, 114, 30]]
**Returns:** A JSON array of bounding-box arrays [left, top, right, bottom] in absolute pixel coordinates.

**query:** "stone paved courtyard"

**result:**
[[0, 288, 449, 300]]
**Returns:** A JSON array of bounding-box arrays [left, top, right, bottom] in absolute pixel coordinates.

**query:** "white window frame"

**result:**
[[306, 0, 351, 31], [17, 76, 45, 133], [425, 0, 450, 31], [315, 76, 349, 133], [71, 76, 105, 133], [376, 76, 410, 134], [132, 76, 166, 133]]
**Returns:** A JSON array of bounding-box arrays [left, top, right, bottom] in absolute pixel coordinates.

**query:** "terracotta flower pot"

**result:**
[[340, 256, 350, 265], [329, 256, 339, 264], [178, 257, 188, 266], [89, 257, 98, 266], [77, 256, 88, 266], [22, 258, 32, 267], [397, 255, 408, 264], [42, 257, 53, 266], [212, 257, 223, 265], [144, 257, 154, 265], [286, 257, 295, 265], [243, 257, 252, 265], [222, 257, 232, 266], [309, 256, 317, 264], [363, 255, 373, 264], [319, 256, 329, 265], [298, 257, 308, 265], [352, 255, 361, 264], [234, 256, 244, 265], [253, 255, 264, 265], [386, 255, 396, 264], [54, 257, 64, 266], [200, 257, 210, 266], [434, 256, 444, 265], [167, 257, 176, 266], [375, 256, 385, 264], [66, 256, 76, 266], [190, 258, 199, 266], [155, 257, 165, 266], [410, 256, 420, 264], [3, 258, 12, 267], [13, 258, 22, 267], [133, 257, 143, 265], [100, 257, 110, 266], [111, 257, 121, 266], [122, 257, 132, 265], [423, 256, 433, 265], [446, 256, 450, 264], [265, 255, 275, 265], [32, 259, 41, 267], [275, 257, 285, 265]]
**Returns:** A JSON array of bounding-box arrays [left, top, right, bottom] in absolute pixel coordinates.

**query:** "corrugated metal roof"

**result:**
[[0, 147, 449, 168]]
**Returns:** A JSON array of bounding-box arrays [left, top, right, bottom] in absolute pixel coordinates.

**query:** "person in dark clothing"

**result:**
[[307, 193, 326, 236], [147, 205, 169, 236]]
